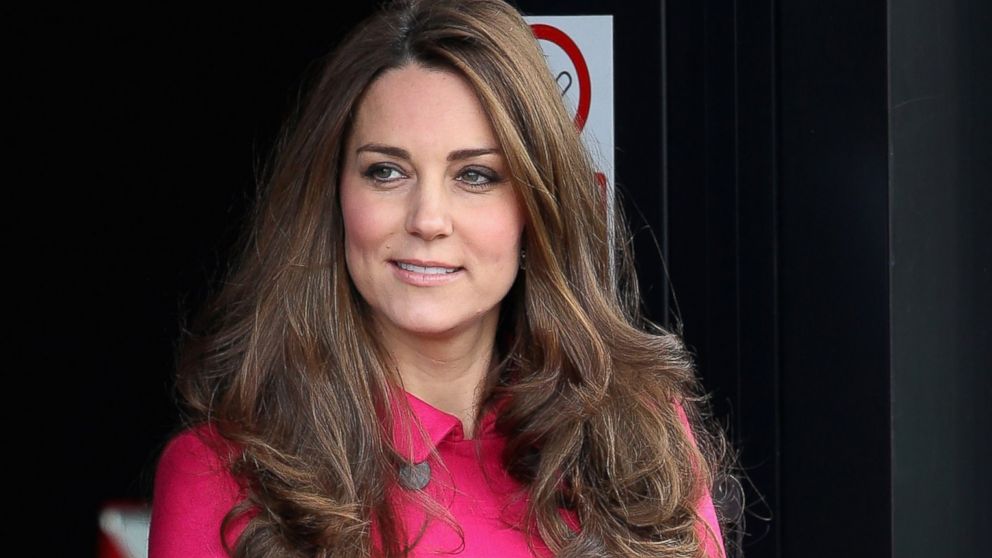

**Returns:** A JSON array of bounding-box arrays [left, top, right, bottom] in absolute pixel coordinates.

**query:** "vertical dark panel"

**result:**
[[777, 0, 891, 556], [697, 0, 741, 428], [889, 0, 992, 556], [665, 0, 741, 419], [665, 1, 780, 556], [733, 1, 780, 557], [664, 0, 710, 370]]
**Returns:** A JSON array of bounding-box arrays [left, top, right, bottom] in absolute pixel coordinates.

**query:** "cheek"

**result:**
[[468, 200, 525, 265], [340, 187, 389, 260]]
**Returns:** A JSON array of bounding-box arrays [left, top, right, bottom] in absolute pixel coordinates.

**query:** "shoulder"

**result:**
[[159, 424, 238, 469], [671, 399, 727, 558], [149, 425, 249, 557], [153, 425, 243, 501]]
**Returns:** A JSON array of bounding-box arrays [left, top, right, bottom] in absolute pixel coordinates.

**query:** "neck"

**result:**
[[377, 315, 498, 439]]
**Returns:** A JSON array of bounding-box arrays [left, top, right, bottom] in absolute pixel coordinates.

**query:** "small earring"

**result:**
[[519, 248, 527, 270]]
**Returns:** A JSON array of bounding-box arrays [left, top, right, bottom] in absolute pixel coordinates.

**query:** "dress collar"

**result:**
[[392, 391, 504, 463]]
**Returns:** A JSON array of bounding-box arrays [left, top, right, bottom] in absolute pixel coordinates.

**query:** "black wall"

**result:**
[[666, 0, 990, 557], [667, 0, 894, 554], [777, 1, 892, 555], [16, 6, 378, 553]]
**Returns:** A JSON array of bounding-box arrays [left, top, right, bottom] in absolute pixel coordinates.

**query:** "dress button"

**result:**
[[399, 461, 431, 490]]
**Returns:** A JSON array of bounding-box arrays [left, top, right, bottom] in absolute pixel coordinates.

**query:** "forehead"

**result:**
[[347, 64, 500, 150]]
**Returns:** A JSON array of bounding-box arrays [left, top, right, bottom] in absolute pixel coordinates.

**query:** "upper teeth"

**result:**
[[397, 262, 458, 274]]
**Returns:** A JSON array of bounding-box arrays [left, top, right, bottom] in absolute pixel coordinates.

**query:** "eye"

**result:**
[[457, 167, 500, 188], [362, 164, 405, 183]]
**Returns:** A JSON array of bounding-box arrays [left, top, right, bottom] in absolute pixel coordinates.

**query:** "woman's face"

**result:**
[[339, 64, 525, 342]]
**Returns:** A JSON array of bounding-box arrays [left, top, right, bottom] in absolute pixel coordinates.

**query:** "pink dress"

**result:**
[[149, 394, 725, 557]]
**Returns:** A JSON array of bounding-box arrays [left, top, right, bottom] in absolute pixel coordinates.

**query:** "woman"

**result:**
[[150, 0, 731, 556]]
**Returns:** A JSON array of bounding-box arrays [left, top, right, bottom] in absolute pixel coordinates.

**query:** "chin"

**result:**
[[376, 304, 500, 340], [394, 316, 474, 338]]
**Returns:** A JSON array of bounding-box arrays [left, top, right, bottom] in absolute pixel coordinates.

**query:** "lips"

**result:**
[[395, 261, 459, 274], [389, 259, 463, 286], [391, 259, 463, 274]]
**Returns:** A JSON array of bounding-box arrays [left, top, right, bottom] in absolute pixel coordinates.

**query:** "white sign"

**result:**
[[525, 15, 615, 206]]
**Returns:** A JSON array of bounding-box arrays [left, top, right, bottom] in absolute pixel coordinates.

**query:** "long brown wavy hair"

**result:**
[[176, 0, 732, 556]]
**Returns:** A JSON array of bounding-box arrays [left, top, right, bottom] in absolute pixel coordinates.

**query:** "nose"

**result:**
[[405, 174, 453, 240]]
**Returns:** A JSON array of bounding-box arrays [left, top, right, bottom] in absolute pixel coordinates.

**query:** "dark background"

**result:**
[[14, 0, 990, 556]]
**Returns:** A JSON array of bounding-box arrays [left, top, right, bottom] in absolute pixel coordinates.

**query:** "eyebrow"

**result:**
[[355, 143, 501, 162]]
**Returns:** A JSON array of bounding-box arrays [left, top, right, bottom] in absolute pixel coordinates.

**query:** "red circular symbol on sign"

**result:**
[[530, 23, 592, 131]]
